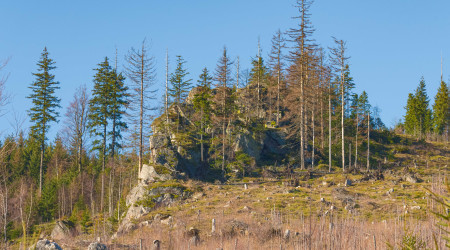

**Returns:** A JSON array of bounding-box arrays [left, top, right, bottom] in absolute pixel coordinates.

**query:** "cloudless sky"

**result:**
[[0, 0, 449, 139]]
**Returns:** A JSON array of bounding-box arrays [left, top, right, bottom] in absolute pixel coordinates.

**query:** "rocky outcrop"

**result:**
[[50, 220, 77, 240], [88, 242, 107, 250], [30, 239, 62, 250], [139, 164, 173, 184], [114, 164, 191, 238]]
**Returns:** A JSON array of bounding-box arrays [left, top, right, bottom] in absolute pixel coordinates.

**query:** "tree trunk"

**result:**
[[367, 112, 370, 171], [341, 76, 345, 172], [355, 112, 359, 169], [101, 122, 106, 212], [39, 143, 44, 196], [328, 84, 332, 172], [200, 107, 204, 162], [312, 105, 315, 169]]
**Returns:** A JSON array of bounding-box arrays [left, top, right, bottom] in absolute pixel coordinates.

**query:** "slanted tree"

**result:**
[[125, 39, 156, 172], [27, 47, 61, 195], [169, 55, 192, 133], [432, 80, 449, 139]]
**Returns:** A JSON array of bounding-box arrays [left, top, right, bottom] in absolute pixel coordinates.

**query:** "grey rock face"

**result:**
[[139, 164, 172, 185], [87, 242, 107, 250], [404, 172, 421, 183], [32, 239, 62, 250], [50, 220, 76, 240], [344, 179, 352, 186], [233, 133, 261, 160]]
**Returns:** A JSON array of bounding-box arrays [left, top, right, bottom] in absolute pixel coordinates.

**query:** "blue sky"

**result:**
[[0, 0, 449, 138]]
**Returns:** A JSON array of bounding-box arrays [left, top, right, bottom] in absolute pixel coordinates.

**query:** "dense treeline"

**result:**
[[0, 0, 448, 247], [403, 77, 449, 141]]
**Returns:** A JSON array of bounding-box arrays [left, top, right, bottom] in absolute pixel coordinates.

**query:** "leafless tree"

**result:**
[[287, 0, 315, 170], [329, 37, 350, 171], [18, 178, 34, 249], [125, 39, 157, 172], [0, 57, 10, 117], [65, 85, 90, 173]]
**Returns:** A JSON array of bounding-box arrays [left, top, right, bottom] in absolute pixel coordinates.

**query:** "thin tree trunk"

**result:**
[[355, 112, 359, 169], [139, 43, 144, 173], [367, 112, 370, 171], [300, 63, 305, 170], [341, 74, 345, 171], [108, 166, 113, 217], [39, 145, 44, 196], [101, 122, 106, 212], [348, 143, 351, 169], [312, 105, 315, 169], [328, 84, 332, 172], [200, 106, 204, 162], [165, 50, 169, 134], [321, 89, 324, 149]]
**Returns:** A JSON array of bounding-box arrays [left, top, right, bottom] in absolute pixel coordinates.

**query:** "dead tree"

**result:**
[[125, 39, 157, 172]]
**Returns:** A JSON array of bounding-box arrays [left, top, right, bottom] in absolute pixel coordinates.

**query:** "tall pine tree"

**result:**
[[405, 77, 432, 139], [27, 47, 61, 195], [169, 55, 192, 132], [193, 68, 213, 163], [432, 80, 449, 138]]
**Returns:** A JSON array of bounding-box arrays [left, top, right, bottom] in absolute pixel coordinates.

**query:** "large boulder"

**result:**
[[139, 164, 172, 185], [31, 239, 62, 250], [88, 242, 107, 250], [233, 132, 262, 160], [50, 220, 77, 240]]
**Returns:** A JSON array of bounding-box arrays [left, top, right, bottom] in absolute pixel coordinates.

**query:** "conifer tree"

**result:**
[[109, 66, 128, 157], [269, 29, 286, 126], [169, 55, 192, 132], [27, 47, 61, 195], [214, 47, 233, 173], [404, 93, 417, 135], [404, 77, 432, 139], [88, 57, 114, 211], [249, 55, 269, 121], [193, 68, 213, 163], [432, 80, 449, 138]]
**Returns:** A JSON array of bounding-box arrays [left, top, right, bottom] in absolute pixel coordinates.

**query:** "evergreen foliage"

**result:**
[[432, 80, 449, 136], [404, 77, 432, 138], [27, 47, 61, 194]]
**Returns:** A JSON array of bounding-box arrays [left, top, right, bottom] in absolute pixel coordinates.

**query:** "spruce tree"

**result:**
[[109, 68, 128, 157], [88, 57, 113, 211], [214, 47, 233, 173], [407, 77, 433, 139], [404, 93, 417, 135], [27, 47, 61, 195], [169, 55, 192, 132], [432, 80, 449, 137], [193, 68, 213, 163]]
